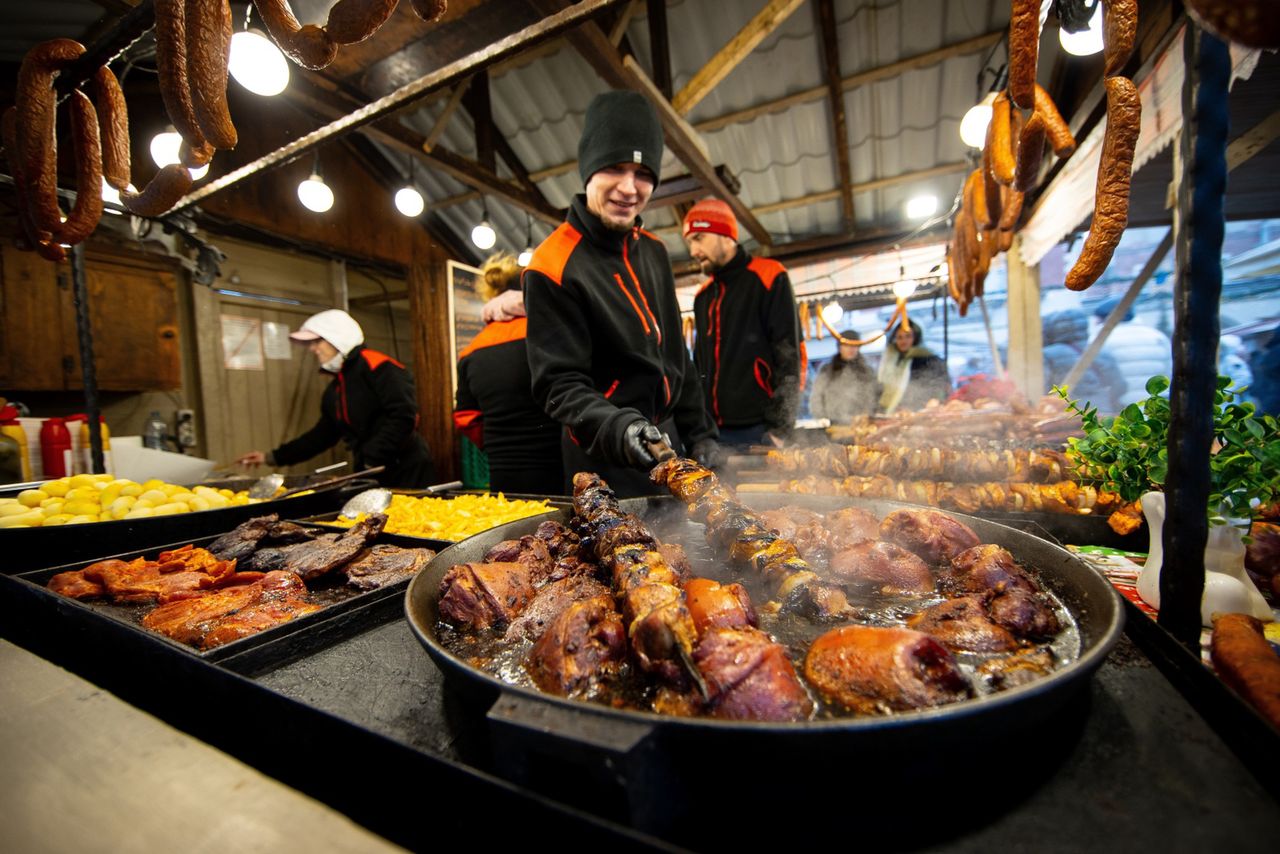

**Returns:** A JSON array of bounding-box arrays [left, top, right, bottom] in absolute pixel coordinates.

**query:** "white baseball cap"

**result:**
[[289, 309, 364, 356]]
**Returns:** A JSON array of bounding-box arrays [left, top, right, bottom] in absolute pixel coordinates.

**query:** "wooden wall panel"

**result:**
[[409, 231, 458, 482], [0, 246, 64, 390]]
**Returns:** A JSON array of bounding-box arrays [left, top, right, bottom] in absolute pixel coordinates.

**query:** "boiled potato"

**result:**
[[17, 489, 48, 507]]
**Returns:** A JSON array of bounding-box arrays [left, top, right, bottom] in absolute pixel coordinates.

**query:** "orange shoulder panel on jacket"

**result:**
[[694, 277, 715, 297], [458, 317, 529, 360], [747, 257, 787, 290], [636, 227, 664, 243], [525, 223, 582, 287], [360, 349, 405, 371]]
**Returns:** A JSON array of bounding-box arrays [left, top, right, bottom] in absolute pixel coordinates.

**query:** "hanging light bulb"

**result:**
[[821, 302, 843, 326], [395, 186, 424, 217], [517, 214, 534, 266], [959, 92, 997, 149], [472, 200, 496, 250], [1059, 4, 1105, 56], [101, 176, 123, 213], [893, 279, 918, 300], [229, 29, 290, 96], [189, 162, 210, 181], [298, 155, 334, 214], [905, 194, 938, 220], [150, 129, 182, 168]]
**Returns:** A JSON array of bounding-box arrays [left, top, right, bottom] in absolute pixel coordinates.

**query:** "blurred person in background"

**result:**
[[809, 331, 878, 424], [685, 198, 803, 449], [1090, 298, 1172, 407], [877, 319, 951, 414], [237, 309, 433, 488], [454, 253, 563, 495], [1218, 333, 1254, 402], [1249, 329, 1280, 416], [1043, 308, 1125, 415]]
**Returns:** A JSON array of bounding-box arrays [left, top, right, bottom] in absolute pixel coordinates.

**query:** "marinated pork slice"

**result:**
[[526, 593, 626, 697], [66, 549, 238, 604], [343, 545, 434, 590], [828, 541, 935, 594], [438, 561, 536, 631], [504, 575, 612, 642], [804, 625, 972, 714], [141, 570, 321, 650], [879, 508, 981, 565], [207, 514, 280, 561], [906, 596, 1019, 652], [694, 626, 814, 722], [47, 565, 108, 599]]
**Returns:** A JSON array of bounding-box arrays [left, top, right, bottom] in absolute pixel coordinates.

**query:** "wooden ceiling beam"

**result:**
[[671, 0, 807, 116], [610, 0, 645, 46], [814, 0, 854, 231], [647, 0, 672, 100], [464, 70, 496, 173], [525, 30, 1005, 183], [422, 79, 471, 152], [171, 0, 625, 213]]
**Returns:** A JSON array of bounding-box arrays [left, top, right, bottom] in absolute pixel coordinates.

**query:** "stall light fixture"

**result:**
[[229, 29, 290, 96], [959, 92, 997, 149], [101, 176, 123, 212], [821, 301, 843, 326], [893, 279, 918, 300], [472, 200, 496, 250], [189, 162, 210, 181], [1059, 4, 1105, 56], [394, 155, 425, 217], [150, 129, 182, 168], [297, 153, 334, 213], [517, 215, 534, 266], [905, 194, 938, 220]]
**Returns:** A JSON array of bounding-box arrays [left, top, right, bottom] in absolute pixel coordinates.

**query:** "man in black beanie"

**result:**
[[523, 90, 720, 496]]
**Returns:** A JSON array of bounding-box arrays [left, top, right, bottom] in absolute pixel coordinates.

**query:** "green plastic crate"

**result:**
[[460, 436, 489, 490]]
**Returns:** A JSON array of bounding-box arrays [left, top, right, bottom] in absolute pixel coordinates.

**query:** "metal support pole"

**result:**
[[70, 245, 104, 474], [1162, 27, 1231, 651]]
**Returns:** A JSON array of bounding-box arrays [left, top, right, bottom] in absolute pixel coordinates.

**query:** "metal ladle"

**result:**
[[339, 488, 393, 520], [247, 472, 285, 500]]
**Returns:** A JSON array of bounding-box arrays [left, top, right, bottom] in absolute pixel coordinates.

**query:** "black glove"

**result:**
[[690, 437, 724, 469], [622, 419, 664, 469]]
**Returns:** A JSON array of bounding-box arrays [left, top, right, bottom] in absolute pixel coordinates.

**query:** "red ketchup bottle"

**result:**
[[40, 417, 73, 480]]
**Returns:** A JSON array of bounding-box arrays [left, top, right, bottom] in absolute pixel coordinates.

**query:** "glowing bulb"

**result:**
[[518, 246, 533, 266], [229, 30, 290, 96], [101, 177, 122, 213], [394, 186, 425, 217], [1059, 5, 1104, 57], [150, 130, 182, 168], [893, 279, 918, 300], [189, 162, 210, 181], [959, 93, 997, 149], [472, 219, 496, 250], [821, 302, 843, 326], [905, 195, 938, 220], [297, 174, 334, 212]]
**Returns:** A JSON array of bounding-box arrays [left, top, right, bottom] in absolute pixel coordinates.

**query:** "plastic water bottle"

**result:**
[[144, 411, 168, 450]]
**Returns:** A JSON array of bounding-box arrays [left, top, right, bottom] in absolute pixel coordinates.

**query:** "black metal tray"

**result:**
[[6, 526, 448, 675], [0, 483, 364, 573]]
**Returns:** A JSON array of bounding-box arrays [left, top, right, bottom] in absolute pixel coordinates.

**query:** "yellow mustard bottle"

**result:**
[[77, 416, 113, 475]]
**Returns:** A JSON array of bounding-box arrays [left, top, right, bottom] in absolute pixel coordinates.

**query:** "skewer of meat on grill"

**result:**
[[651, 458, 853, 620], [573, 471, 813, 720], [765, 445, 1070, 484]]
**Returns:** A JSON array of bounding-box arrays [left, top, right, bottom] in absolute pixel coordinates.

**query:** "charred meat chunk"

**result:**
[[244, 514, 386, 580], [824, 506, 881, 549], [683, 577, 757, 633], [804, 625, 972, 714], [343, 545, 434, 590], [828, 541, 935, 594], [940, 544, 1039, 597], [759, 506, 834, 562], [505, 575, 612, 642], [207, 514, 279, 561], [906, 596, 1019, 652], [977, 647, 1056, 690], [987, 588, 1062, 640], [526, 594, 626, 697], [438, 561, 536, 631], [879, 508, 981, 565], [694, 626, 814, 721]]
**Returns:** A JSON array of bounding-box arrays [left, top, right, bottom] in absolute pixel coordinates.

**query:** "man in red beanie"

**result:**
[[684, 198, 803, 447]]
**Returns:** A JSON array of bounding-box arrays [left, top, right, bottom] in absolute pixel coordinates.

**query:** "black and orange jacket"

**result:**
[[454, 318, 562, 474], [272, 345, 433, 487], [692, 246, 802, 434], [523, 195, 717, 465]]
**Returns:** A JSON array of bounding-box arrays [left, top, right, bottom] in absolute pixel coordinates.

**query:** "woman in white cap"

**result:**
[[236, 309, 434, 488]]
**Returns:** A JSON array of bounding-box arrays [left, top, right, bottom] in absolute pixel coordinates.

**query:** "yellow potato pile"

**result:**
[[0, 474, 257, 527], [332, 492, 554, 541]]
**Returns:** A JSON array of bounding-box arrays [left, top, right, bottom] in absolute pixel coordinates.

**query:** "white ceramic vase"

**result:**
[[1136, 491, 1272, 627]]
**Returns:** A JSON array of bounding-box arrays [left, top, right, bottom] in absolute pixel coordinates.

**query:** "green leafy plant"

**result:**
[[1054, 375, 1280, 525]]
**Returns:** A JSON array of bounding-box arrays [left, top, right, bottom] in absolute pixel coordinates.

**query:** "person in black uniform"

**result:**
[[236, 309, 434, 488], [523, 90, 720, 497], [684, 198, 803, 449], [454, 253, 563, 494]]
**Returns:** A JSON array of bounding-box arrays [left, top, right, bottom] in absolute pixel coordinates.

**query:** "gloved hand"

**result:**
[[622, 419, 665, 469], [690, 437, 725, 469]]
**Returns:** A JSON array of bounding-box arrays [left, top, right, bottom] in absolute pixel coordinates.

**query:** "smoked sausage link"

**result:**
[[1065, 76, 1141, 292], [1034, 84, 1076, 158], [326, 0, 399, 45], [92, 66, 132, 192], [185, 0, 237, 150], [1007, 0, 1039, 109], [1102, 0, 1138, 77], [56, 91, 105, 246]]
